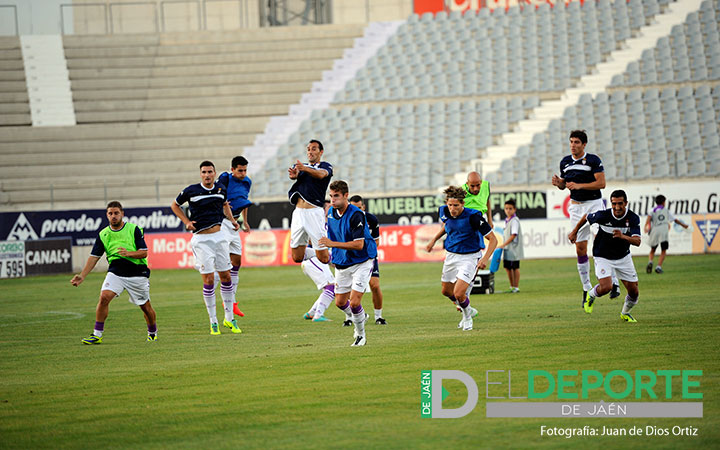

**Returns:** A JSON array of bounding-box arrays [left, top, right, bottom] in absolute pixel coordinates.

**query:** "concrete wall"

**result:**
[[333, 0, 411, 24]]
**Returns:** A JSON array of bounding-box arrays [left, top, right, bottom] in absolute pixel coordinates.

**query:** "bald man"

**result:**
[[463, 172, 493, 229]]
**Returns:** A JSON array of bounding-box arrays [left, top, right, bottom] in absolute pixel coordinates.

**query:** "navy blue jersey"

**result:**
[[587, 208, 641, 260], [439, 205, 493, 254], [366, 212, 380, 240], [288, 161, 333, 207], [91, 225, 150, 278], [175, 183, 227, 233], [327, 204, 377, 269], [217, 172, 252, 217], [559, 153, 604, 201]]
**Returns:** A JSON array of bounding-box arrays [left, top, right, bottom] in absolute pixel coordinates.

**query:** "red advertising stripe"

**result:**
[[145, 225, 449, 269]]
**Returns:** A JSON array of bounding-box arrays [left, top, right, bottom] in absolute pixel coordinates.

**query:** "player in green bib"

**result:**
[[71, 201, 157, 344]]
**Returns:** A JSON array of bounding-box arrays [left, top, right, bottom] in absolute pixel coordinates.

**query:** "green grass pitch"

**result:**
[[1, 254, 718, 449]]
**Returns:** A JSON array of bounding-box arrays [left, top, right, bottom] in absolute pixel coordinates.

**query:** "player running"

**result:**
[[569, 190, 642, 322], [425, 186, 497, 331]]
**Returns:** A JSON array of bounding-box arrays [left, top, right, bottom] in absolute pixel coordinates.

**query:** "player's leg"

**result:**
[[216, 235, 241, 334], [193, 235, 221, 334], [570, 203, 594, 295], [290, 208, 310, 263], [575, 240, 593, 292], [369, 259, 385, 324], [301, 255, 335, 321], [334, 267, 354, 325], [584, 257, 614, 314], [503, 260, 513, 292], [305, 207, 330, 264], [124, 276, 156, 341], [139, 301, 157, 341], [369, 277, 385, 324], [512, 265, 520, 292], [647, 245, 656, 273], [656, 241, 669, 273], [82, 272, 123, 344], [229, 253, 244, 317], [347, 260, 373, 346]]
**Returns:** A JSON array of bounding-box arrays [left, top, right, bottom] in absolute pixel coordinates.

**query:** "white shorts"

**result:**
[[569, 198, 605, 243], [441, 250, 483, 285], [290, 206, 328, 250], [335, 259, 374, 295], [222, 218, 242, 255], [301, 257, 335, 290], [594, 254, 638, 282], [191, 230, 232, 274], [101, 272, 150, 305], [648, 227, 669, 248]]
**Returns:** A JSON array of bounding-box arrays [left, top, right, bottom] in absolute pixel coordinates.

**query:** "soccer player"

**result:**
[[171, 161, 242, 335], [645, 194, 689, 274], [350, 195, 386, 325], [216, 155, 252, 317], [569, 190, 641, 322], [498, 199, 523, 293], [318, 181, 377, 346], [551, 130, 620, 303], [71, 201, 157, 344], [425, 186, 497, 331], [463, 171, 493, 229], [288, 139, 333, 265]]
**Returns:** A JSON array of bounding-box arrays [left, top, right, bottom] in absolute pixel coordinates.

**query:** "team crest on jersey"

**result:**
[[582, 159, 586, 164]]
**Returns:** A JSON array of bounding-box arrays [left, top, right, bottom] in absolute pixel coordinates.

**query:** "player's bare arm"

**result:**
[[288, 165, 299, 179], [241, 208, 250, 232], [551, 174, 566, 190], [425, 225, 446, 252], [223, 202, 239, 231], [171, 202, 197, 231], [70, 255, 101, 286], [117, 247, 148, 259], [295, 159, 329, 179], [318, 236, 364, 251], [568, 214, 589, 243], [566, 172, 606, 191], [477, 232, 498, 269], [612, 229, 641, 247]]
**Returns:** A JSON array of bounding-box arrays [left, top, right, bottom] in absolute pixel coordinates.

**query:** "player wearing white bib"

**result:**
[[552, 130, 620, 305], [171, 161, 242, 335], [71, 201, 157, 344], [569, 190, 642, 322], [645, 195, 688, 274]]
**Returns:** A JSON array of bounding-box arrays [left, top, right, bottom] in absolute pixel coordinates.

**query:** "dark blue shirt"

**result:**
[[439, 205, 493, 254], [217, 172, 252, 217], [175, 183, 227, 233], [288, 161, 333, 207], [366, 212, 380, 240], [327, 204, 377, 269], [91, 224, 150, 278], [559, 153, 604, 201], [587, 208, 641, 260]]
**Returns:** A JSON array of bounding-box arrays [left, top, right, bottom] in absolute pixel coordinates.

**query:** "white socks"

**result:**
[[220, 281, 234, 322], [374, 309, 383, 320], [203, 284, 217, 324]]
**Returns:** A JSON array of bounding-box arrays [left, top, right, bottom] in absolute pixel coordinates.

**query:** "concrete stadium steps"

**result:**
[[0, 145, 244, 166], [0, 37, 30, 126], [66, 48, 345, 69], [64, 37, 357, 58], [61, 24, 365, 48], [73, 92, 303, 111], [69, 69, 326, 91], [1, 159, 241, 180], [74, 104, 290, 123]]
